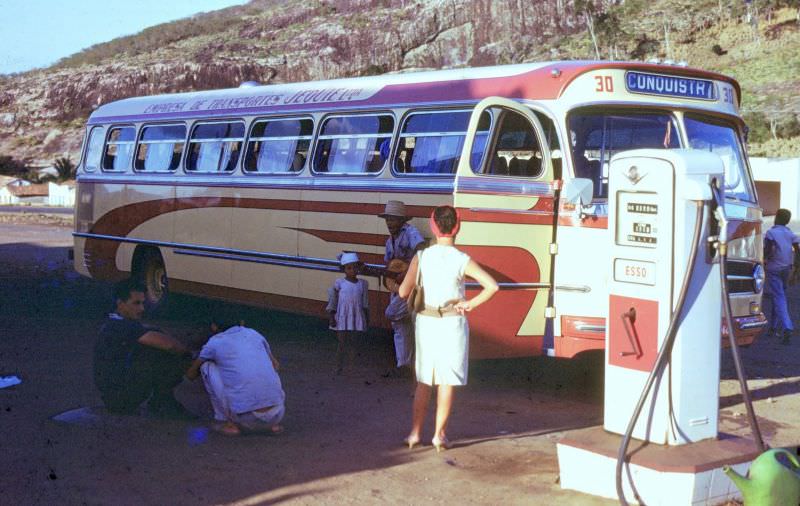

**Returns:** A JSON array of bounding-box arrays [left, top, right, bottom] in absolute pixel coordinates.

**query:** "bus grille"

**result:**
[[725, 260, 757, 294]]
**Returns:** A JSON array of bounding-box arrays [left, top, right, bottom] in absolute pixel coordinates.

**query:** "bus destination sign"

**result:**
[[625, 71, 716, 101]]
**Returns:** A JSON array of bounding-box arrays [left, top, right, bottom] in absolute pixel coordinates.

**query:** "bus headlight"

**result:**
[[752, 263, 765, 293]]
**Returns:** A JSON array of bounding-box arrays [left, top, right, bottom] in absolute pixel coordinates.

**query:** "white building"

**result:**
[[750, 157, 800, 217], [0, 185, 18, 204], [48, 182, 75, 207], [0, 183, 49, 205]]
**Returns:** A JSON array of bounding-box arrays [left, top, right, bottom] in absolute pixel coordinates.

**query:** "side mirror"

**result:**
[[563, 177, 594, 206]]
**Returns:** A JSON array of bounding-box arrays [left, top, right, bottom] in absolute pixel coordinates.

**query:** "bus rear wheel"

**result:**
[[135, 249, 168, 310]]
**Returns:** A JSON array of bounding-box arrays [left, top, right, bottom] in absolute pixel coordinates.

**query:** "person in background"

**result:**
[[764, 208, 800, 345], [326, 252, 369, 375], [93, 279, 195, 419], [398, 205, 498, 451], [380, 200, 426, 378], [186, 315, 285, 436]]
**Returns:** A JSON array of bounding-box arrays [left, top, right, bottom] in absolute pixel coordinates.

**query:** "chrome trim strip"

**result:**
[[556, 285, 591, 293], [463, 282, 589, 292], [574, 324, 606, 333], [73, 232, 386, 274], [465, 282, 550, 290], [74, 232, 591, 292], [174, 249, 346, 272], [457, 177, 554, 197], [76, 175, 454, 194], [739, 320, 768, 330]]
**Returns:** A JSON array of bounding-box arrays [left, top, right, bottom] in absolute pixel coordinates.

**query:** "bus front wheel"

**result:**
[[134, 249, 168, 310]]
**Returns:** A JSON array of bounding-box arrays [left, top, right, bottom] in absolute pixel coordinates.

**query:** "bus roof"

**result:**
[[88, 60, 741, 124]]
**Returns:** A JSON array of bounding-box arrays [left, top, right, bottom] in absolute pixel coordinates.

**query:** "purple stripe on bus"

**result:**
[[87, 69, 543, 124]]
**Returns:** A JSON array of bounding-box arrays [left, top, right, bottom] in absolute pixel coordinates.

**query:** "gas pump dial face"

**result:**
[[616, 191, 659, 248]]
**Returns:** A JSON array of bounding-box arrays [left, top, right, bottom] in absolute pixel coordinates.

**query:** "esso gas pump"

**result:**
[[558, 150, 763, 505], [604, 149, 722, 445]]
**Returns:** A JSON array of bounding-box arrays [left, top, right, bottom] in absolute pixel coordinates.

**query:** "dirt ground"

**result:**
[[1, 217, 798, 505]]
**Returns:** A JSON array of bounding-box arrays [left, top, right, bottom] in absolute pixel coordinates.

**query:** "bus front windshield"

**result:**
[[569, 110, 755, 202], [683, 114, 755, 202], [568, 111, 680, 198]]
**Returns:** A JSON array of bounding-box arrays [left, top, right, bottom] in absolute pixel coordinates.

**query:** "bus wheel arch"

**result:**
[[132, 246, 168, 309]]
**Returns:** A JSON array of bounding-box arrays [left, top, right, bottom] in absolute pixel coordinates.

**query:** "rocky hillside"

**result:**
[[1, 0, 799, 169]]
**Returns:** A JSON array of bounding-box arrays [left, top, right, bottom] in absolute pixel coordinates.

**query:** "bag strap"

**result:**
[[415, 251, 423, 288]]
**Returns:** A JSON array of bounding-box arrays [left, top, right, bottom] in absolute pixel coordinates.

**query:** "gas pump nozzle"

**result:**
[[710, 180, 729, 255]]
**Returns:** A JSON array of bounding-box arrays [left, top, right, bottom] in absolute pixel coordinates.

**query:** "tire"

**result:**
[[135, 249, 168, 310]]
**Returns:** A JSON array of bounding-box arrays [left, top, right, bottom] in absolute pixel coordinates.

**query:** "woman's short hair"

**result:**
[[433, 205, 458, 235]]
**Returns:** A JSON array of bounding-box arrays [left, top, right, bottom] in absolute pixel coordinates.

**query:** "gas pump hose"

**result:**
[[615, 201, 705, 506], [715, 189, 766, 453]]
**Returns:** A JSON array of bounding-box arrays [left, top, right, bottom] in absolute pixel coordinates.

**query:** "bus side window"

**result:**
[[135, 124, 186, 172], [187, 121, 245, 173], [478, 108, 542, 178], [395, 109, 489, 176], [103, 126, 136, 172], [313, 114, 393, 174], [83, 127, 105, 172], [244, 118, 312, 174]]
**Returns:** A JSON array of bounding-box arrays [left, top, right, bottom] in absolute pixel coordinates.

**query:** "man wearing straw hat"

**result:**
[[380, 200, 426, 377]]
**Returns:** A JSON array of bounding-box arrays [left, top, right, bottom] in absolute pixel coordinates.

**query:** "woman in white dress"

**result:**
[[398, 205, 498, 451]]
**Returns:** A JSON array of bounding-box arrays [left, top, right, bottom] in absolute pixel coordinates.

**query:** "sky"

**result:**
[[0, 0, 249, 75]]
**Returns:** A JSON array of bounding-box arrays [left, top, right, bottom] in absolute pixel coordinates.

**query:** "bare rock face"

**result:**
[[0, 0, 590, 166]]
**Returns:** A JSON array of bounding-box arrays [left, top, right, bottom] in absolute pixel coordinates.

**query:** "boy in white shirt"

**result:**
[[187, 316, 285, 436]]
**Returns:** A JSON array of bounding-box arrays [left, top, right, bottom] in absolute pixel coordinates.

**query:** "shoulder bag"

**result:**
[[407, 251, 425, 313]]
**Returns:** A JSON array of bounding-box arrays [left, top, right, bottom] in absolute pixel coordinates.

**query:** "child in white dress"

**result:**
[[326, 252, 369, 374]]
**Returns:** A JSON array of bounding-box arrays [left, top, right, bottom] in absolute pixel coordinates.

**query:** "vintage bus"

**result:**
[[72, 60, 766, 359]]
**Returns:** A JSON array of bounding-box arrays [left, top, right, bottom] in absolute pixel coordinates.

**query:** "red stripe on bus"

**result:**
[[458, 209, 553, 225], [458, 245, 542, 357], [293, 228, 386, 247], [557, 214, 609, 229], [85, 196, 431, 278], [728, 219, 760, 241], [300, 200, 434, 217]]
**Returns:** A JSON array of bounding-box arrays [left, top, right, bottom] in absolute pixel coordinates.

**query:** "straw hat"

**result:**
[[378, 200, 409, 219], [339, 252, 360, 266]]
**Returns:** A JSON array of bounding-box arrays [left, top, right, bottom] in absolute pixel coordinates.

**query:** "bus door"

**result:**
[[453, 97, 557, 358]]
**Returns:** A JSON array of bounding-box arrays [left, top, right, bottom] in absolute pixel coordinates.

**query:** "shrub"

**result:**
[[54, 156, 76, 182], [0, 155, 28, 177]]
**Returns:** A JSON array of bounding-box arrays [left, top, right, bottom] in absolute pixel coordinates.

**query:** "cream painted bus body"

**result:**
[[73, 61, 765, 359]]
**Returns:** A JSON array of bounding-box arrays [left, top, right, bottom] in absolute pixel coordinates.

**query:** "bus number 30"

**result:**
[[595, 75, 614, 93]]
